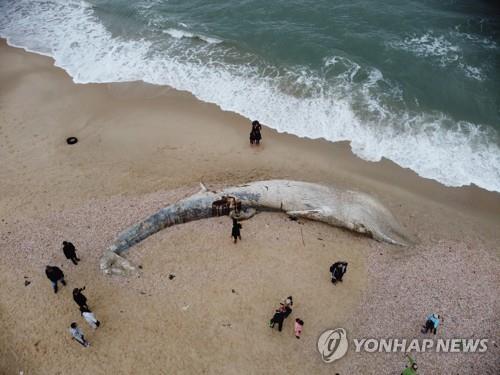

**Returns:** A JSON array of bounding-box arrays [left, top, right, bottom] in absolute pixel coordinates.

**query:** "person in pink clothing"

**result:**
[[294, 318, 304, 339]]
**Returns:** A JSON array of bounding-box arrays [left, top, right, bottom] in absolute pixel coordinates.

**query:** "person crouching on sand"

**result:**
[[330, 261, 348, 284], [231, 219, 242, 243], [294, 319, 304, 339], [422, 313, 441, 335], [69, 322, 90, 347], [401, 354, 418, 375]]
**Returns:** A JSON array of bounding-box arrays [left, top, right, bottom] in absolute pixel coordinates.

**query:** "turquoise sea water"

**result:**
[[1, 0, 499, 191]]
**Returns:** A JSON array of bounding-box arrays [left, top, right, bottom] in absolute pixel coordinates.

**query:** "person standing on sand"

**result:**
[[249, 120, 262, 145], [294, 318, 304, 339], [69, 322, 90, 347], [45, 265, 66, 293], [231, 218, 242, 243], [62, 241, 80, 265], [80, 306, 100, 329], [73, 287, 90, 310]]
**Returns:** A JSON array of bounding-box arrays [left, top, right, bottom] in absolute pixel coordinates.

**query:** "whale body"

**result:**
[[100, 180, 408, 275]]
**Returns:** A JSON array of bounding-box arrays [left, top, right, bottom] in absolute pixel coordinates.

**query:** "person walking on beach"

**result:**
[[294, 318, 304, 339], [330, 261, 348, 284], [249, 120, 262, 145], [73, 287, 90, 310], [422, 313, 440, 335], [62, 241, 80, 265], [45, 265, 66, 293], [80, 306, 100, 329], [231, 218, 242, 243], [69, 322, 90, 347]]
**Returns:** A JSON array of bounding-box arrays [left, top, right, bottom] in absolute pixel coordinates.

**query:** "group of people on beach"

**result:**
[[269, 296, 305, 339], [266, 262, 350, 340], [259, 250, 440, 374], [45, 241, 100, 347]]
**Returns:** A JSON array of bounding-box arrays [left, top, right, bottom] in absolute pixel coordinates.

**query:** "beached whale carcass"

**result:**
[[100, 180, 408, 275]]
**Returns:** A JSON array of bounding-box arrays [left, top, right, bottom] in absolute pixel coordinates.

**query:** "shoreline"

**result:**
[[1, 38, 499, 221]]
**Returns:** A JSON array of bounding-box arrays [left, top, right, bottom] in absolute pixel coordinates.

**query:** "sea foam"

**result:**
[[163, 28, 223, 44], [389, 31, 487, 81], [1, 0, 499, 192]]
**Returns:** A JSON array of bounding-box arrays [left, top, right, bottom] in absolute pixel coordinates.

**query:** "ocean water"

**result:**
[[1, 0, 499, 191]]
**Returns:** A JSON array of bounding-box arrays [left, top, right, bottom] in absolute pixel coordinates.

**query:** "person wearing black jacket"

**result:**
[[62, 241, 80, 265], [269, 310, 286, 332], [231, 219, 242, 243], [330, 261, 348, 284], [45, 265, 66, 293], [73, 287, 90, 310], [283, 305, 293, 319], [269, 300, 293, 332], [249, 120, 262, 145]]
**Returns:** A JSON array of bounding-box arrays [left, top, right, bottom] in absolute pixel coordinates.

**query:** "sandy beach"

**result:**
[[1, 40, 499, 374]]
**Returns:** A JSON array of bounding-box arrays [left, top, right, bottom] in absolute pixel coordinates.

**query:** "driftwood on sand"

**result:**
[[100, 180, 408, 275]]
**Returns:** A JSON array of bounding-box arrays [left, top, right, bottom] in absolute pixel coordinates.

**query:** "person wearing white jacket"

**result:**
[[69, 322, 90, 347], [80, 306, 101, 329]]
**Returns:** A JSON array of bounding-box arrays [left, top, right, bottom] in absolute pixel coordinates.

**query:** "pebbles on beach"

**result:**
[[339, 240, 500, 374], [1, 187, 498, 374]]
